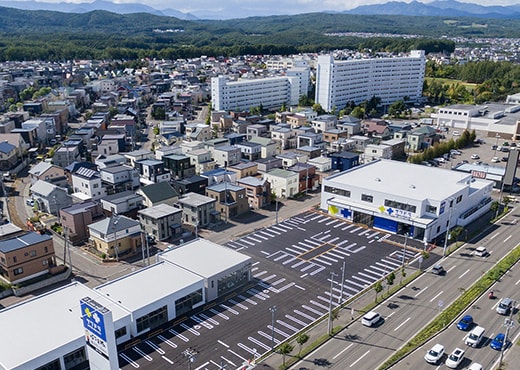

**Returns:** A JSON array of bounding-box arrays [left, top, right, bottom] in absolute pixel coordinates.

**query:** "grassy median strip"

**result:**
[[378, 244, 520, 370]]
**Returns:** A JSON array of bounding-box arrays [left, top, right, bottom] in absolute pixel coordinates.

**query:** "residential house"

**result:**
[[180, 140, 205, 154], [322, 129, 348, 149], [185, 122, 211, 142], [271, 126, 296, 150], [177, 192, 219, 229], [0, 141, 18, 171], [235, 141, 262, 161], [364, 143, 393, 162], [249, 137, 278, 159], [381, 138, 406, 160], [227, 162, 258, 180], [28, 162, 67, 187], [71, 167, 106, 202], [311, 114, 337, 133], [134, 159, 171, 185], [171, 175, 208, 196], [51, 145, 80, 168], [59, 201, 104, 245], [100, 190, 144, 218], [285, 114, 307, 128], [246, 124, 269, 140], [263, 168, 299, 199], [363, 119, 393, 140], [201, 168, 237, 186], [337, 116, 362, 137], [213, 145, 242, 167], [0, 232, 58, 284], [206, 183, 249, 221], [348, 135, 373, 152], [407, 126, 440, 151], [256, 157, 283, 174], [138, 203, 183, 241], [88, 215, 143, 260], [94, 154, 126, 169], [297, 132, 325, 149], [137, 181, 179, 208], [30, 180, 72, 215], [124, 149, 154, 168], [237, 176, 271, 209], [100, 165, 140, 195], [330, 152, 360, 172], [162, 154, 196, 179], [288, 163, 317, 193], [277, 151, 304, 169], [185, 149, 215, 175]]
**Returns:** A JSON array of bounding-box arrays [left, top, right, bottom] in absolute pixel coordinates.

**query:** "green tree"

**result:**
[[351, 106, 364, 119], [312, 103, 325, 115], [278, 342, 294, 367], [490, 200, 501, 219], [400, 267, 406, 284], [386, 272, 395, 293], [374, 281, 383, 302], [295, 333, 309, 356]]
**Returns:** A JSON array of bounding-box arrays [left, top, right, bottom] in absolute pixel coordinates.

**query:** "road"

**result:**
[[289, 204, 519, 370], [396, 260, 520, 370]]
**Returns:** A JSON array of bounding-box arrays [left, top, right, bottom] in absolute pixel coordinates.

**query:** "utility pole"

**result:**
[[269, 305, 277, 350], [338, 260, 345, 304], [328, 272, 338, 335], [443, 198, 454, 257], [499, 302, 516, 368]]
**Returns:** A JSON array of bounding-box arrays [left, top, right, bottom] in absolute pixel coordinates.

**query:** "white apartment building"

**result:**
[[211, 75, 300, 111], [315, 50, 426, 112]]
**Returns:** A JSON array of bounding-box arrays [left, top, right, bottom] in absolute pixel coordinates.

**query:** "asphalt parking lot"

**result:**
[[119, 211, 439, 370]]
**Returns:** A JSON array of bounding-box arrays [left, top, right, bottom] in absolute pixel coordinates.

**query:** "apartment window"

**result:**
[[426, 205, 437, 214], [42, 260, 48, 266], [30, 250, 36, 257], [361, 194, 373, 203], [13, 267, 23, 275], [115, 326, 128, 339], [13, 256, 17, 263]]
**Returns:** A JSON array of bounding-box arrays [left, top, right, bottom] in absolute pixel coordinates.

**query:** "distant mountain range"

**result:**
[[344, 0, 520, 19], [2, 0, 520, 20]]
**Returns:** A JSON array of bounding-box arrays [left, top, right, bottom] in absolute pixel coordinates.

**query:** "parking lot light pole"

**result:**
[[269, 305, 277, 350], [328, 272, 338, 335], [339, 260, 345, 304]]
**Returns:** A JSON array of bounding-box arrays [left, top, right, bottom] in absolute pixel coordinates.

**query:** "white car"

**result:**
[[445, 347, 465, 369], [471, 154, 480, 160], [424, 343, 444, 364], [361, 311, 381, 327], [467, 363, 483, 370], [491, 156, 500, 163], [474, 246, 488, 257]]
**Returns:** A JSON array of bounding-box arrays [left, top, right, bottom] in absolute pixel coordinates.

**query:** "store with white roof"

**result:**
[[321, 159, 494, 244]]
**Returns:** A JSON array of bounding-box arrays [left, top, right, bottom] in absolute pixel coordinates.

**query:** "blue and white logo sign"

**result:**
[[80, 297, 110, 358]]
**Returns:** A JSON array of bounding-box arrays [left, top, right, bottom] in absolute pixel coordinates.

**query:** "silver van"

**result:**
[[496, 297, 513, 315]]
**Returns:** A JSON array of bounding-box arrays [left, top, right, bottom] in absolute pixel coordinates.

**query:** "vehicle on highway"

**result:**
[[445, 347, 465, 368], [490, 333, 506, 351], [467, 363, 483, 370], [432, 264, 445, 275], [424, 343, 445, 364], [471, 154, 480, 160], [361, 311, 381, 327], [496, 297, 513, 315], [26, 199, 34, 206], [474, 246, 488, 257], [456, 315, 473, 331], [465, 326, 485, 347]]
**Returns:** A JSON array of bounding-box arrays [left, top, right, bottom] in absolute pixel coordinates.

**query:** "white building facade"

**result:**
[[320, 160, 493, 244], [315, 50, 426, 112], [211, 75, 300, 111]]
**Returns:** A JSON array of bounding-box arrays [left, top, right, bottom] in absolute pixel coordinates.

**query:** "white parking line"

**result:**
[[294, 309, 316, 321], [345, 279, 368, 289], [239, 238, 255, 245], [169, 329, 189, 342], [194, 361, 209, 370], [346, 245, 365, 253], [210, 308, 229, 320], [277, 319, 300, 332], [359, 271, 378, 281], [133, 346, 153, 361], [302, 304, 325, 316], [258, 330, 282, 344], [271, 278, 286, 286], [180, 323, 200, 336], [238, 342, 257, 354], [352, 275, 373, 285], [158, 335, 177, 348], [311, 300, 330, 310], [292, 260, 306, 268], [228, 349, 248, 361], [285, 314, 308, 326], [245, 236, 263, 243], [119, 353, 139, 368], [272, 225, 290, 232], [218, 340, 229, 348], [350, 226, 363, 233], [229, 299, 249, 310], [268, 324, 291, 338], [313, 258, 332, 266], [342, 224, 355, 231], [309, 266, 326, 275], [320, 254, 339, 263], [282, 256, 297, 265], [145, 340, 165, 354], [220, 304, 240, 315], [191, 315, 213, 329], [221, 355, 237, 366], [237, 295, 257, 305], [247, 337, 271, 351], [253, 270, 267, 278], [277, 282, 295, 293], [252, 233, 269, 240]]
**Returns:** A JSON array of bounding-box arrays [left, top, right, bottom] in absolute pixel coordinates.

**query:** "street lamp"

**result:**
[[499, 301, 516, 368], [275, 195, 279, 224], [269, 305, 277, 350], [328, 272, 338, 335]]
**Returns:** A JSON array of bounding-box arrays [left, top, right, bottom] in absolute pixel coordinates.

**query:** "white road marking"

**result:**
[[350, 350, 370, 367], [333, 343, 354, 359], [237, 295, 257, 305], [119, 353, 139, 368], [277, 282, 296, 293], [394, 317, 411, 331], [429, 291, 444, 303], [169, 329, 189, 342], [157, 335, 177, 348], [504, 235, 512, 243], [458, 269, 471, 279], [218, 340, 229, 348], [200, 312, 220, 324], [133, 346, 153, 361], [210, 308, 229, 320], [221, 356, 236, 366], [180, 323, 200, 336], [414, 286, 428, 297], [145, 340, 165, 354], [229, 299, 248, 310], [285, 314, 308, 326], [228, 349, 247, 361], [162, 355, 174, 364], [220, 304, 240, 315]]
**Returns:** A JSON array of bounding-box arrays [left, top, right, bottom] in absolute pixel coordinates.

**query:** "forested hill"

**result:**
[[1, 7, 520, 61]]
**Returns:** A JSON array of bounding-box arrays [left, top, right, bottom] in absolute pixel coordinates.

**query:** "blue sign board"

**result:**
[[80, 297, 107, 341]]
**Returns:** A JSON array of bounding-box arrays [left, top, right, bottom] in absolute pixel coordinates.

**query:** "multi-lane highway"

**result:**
[[290, 205, 519, 370]]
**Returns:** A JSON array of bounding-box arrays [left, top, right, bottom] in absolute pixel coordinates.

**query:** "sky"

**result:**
[[110, 0, 520, 13]]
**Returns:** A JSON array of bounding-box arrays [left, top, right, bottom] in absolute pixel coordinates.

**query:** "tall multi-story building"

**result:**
[[315, 50, 426, 112], [211, 76, 299, 111]]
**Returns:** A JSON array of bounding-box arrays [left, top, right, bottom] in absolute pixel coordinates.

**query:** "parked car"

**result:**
[[471, 154, 480, 160], [450, 149, 462, 156], [474, 246, 488, 257], [492, 157, 500, 163], [467, 363, 483, 370], [432, 264, 445, 275], [496, 297, 513, 315], [453, 131, 461, 136], [361, 311, 381, 327], [501, 156, 508, 162], [26, 199, 34, 207], [456, 315, 473, 331], [424, 343, 445, 364], [445, 347, 465, 368], [490, 333, 506, 351]]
